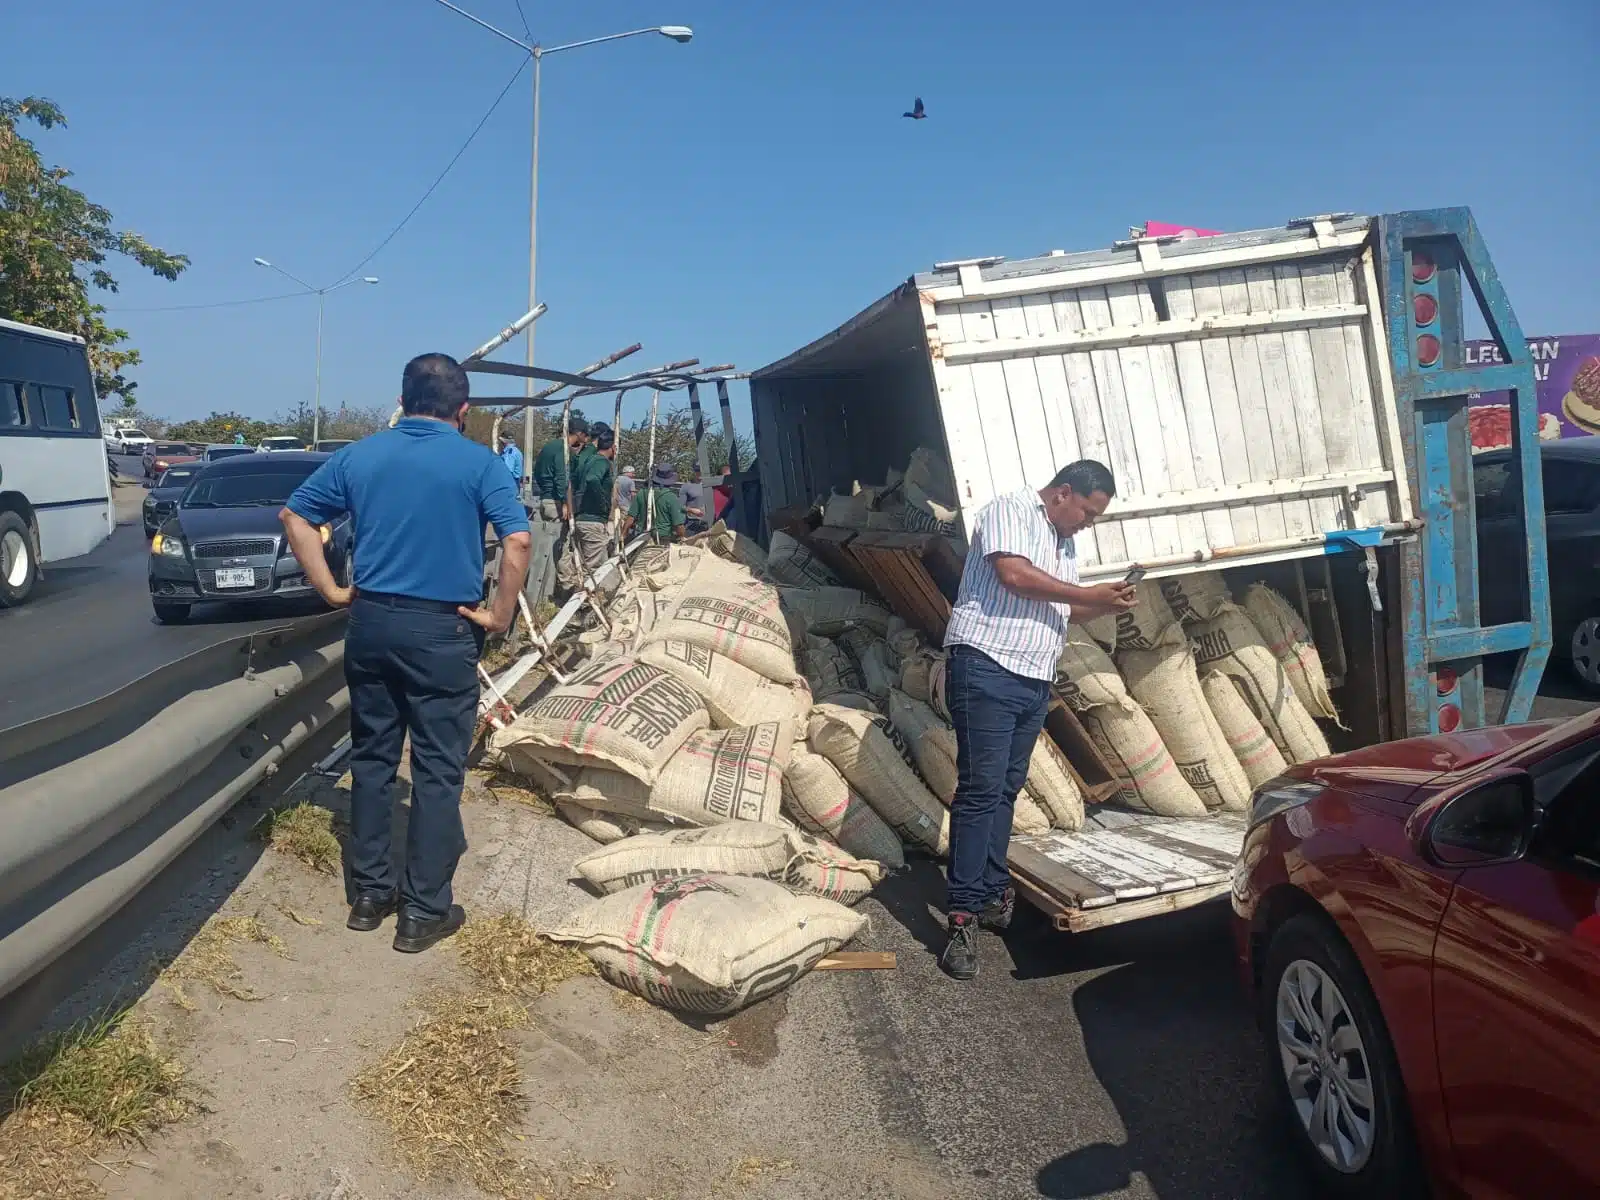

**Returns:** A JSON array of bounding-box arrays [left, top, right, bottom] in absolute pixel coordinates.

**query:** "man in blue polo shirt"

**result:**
[[281, 353, 531, 954]]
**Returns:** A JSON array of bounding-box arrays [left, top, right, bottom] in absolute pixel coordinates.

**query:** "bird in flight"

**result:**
[[902, 96, 926, 120]]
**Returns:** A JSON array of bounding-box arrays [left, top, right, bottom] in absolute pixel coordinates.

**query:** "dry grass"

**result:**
[[161, 914, 289, 1006], [350, 990, 530, 1198], [480, 771, 555, 816], [479, 638, 519, 675], [724, 1156, 796, 1189], [455, 914, 594, 997], [0, 1012, 191, 1200], [252, 801, 344, 874]]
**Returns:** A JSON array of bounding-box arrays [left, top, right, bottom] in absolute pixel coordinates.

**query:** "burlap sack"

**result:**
[[555, 801, 677, 845], [885, 691, 1052, 835], [1079, 613, 1120, 652], [780, 587, 892, 638], [1242, 584, 1341, 723], [643, 555, 799, 685], [1109, 580, 1180, 652], [1078, 702, 1208, 817], [808, 703, 950, 855], [823, 489, 875, 530], [638, 640, 798, 729], [640, 544, 705, 590], [1057, 625, 1133, 713], [1027, 733, 1086, 831], [546, 874, 866, 1015], [1201, 670, 1288, 789], [573, 822, 884, 904], [494, 657, 708, 785], [782, 748, 906, 869], [1117, 628, 1252, 813], [803, 633, 867, 701], [650, 722, 789, 825], [684, 520, 768, 574], [763, 531, 842, 589], [1191, 605, 1331, 764], [1161, 572, 1233, 626], [902, 447, 960, 537]]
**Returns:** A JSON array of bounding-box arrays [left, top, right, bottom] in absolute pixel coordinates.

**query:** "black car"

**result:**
[[148, 452, 351, 624], [142, 463, 202, 537], [1475, 436, 1600, 688]]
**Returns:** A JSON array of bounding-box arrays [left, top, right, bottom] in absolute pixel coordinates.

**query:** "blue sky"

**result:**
[[4, 0, 1596, 431]]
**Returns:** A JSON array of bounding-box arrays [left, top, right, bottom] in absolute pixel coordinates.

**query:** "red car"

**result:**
[[1233, 710, 1600, 1199], [142, 441, 198, 480]]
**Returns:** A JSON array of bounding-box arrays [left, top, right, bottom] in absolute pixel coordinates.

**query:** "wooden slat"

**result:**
[[961, 300, 1028, 497], [1274, 262, 1340, 534], [1245, 265, 1315, 538], [1218, 267, 1288, 541], [1007, 837, 1116, 910], [1107, 281, 1181, 558], [1062, 882, 1231, 934], [1045, 695, 1121, 805], [803, 525, 876, 594], [814, 951, 896, 971], [1080, 285, 1156, 562], [1052, 289, 1120, 566], [844, 531, 959, 640]]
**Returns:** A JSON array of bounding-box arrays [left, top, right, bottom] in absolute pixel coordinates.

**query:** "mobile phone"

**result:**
[[1123, 565, 1147, 586]]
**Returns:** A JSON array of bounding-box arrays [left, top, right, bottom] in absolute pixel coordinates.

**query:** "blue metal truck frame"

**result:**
[[1380, 208, 1550, 736]]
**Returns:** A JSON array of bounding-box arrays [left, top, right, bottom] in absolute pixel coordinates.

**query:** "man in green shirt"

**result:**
[[527, 416, 588, 607], [558, 428, 616, 595], [624, 464, 689, 543]]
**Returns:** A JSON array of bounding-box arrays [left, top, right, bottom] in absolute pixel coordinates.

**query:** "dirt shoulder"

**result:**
[[22, 764, 953, 1200]]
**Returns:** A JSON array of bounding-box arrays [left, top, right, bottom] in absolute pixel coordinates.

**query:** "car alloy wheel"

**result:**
[[1571, 617, 1600, 689], [1275, 958, 1376, 1173]]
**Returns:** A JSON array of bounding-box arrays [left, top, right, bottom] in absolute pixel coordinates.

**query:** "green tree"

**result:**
[[0, 96, 189, 403]]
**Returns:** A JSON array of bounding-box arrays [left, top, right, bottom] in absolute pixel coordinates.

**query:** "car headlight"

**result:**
[[1247, 777, 1323, 832], [151, 533, 187, 558]]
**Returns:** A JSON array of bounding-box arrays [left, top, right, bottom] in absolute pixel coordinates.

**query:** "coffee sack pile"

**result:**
[[497, 533, 897, 1015]]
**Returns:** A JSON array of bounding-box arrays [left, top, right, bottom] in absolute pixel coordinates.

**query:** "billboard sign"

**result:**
[[1466, 334, 1600, 452]]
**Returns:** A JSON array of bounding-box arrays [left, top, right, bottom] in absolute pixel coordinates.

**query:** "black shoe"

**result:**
[[939, 912, 979, 980], [347, 892, 398, 932], [979, 886, 1016, 933], [393, 905, 466, 954]]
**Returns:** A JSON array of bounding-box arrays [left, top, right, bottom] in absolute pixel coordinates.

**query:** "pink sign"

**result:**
[[1144, 220, 1222, 239]]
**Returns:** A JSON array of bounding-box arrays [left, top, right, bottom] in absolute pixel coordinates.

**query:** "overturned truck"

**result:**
[[749, 209, 1552, 931]]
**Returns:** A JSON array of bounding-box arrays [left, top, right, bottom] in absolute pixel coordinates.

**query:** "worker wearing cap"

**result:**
[[281, 353, 531, 954], [527, 415, 589, 606], [623, 464, 688, 543]]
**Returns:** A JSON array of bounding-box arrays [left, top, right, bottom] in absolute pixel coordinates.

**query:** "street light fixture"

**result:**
[[253, 258, 379, 445], [429, 0, 693, 494]]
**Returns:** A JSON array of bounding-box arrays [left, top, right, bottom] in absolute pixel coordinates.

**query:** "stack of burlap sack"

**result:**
[[814, 446, 964, 550], [1054, 573, 1340, 818]]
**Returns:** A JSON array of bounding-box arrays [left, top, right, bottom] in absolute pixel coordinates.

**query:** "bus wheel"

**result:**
[[0, 510, 38, 608]]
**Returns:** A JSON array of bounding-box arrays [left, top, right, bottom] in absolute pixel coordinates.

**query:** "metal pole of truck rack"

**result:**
[[646, 389, 660, 540]]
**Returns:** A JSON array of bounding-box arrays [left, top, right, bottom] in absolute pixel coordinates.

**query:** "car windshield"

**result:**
[[262, 438, 301, 449], [314, 441, 351, 451], [156, 468, 198, 488], [123, 429, 148, 439], [182, 468, 313, 508], [207, 447, 254, 459], [152, 443, 188, 455]]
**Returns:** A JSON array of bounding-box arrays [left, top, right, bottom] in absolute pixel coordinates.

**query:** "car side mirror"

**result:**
[[1409, 769, 1536, 868]]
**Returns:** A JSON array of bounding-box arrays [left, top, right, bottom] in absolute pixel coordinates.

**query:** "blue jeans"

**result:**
[[946, 645, 1051, 915], [345, 594, 482, 921]]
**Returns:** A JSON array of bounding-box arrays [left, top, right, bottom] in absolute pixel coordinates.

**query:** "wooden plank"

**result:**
[[1051, 289, 1120, 567], [1106, 281, 1181, 558], [1064, 881, 1232, 934], [959, 300, 1027, 499], [1007, 837, 1117, 909], [1044, 697, 1120, 805], [992, 296, 1059, 497], [1022, 294, 1099, 565], [1245, 265, 1314, 538], [846, 532, 959, 640], [1162, 276, 1235, 550], [1218, 268, 1288, 541], [1080, 285, 1156, 562], [804, 525, 876, 594], [814, 951, 896, 971], [941, 302, 1369, 364], [1274, 262, 1340, 534], [1299, 259, 1362, 504], [1187, 272, 1262, 546], [933, 315, 996, 515], [1134, 284, 1209, 553]]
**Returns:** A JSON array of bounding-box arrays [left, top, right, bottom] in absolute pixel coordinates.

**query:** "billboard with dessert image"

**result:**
[[1467, 334, 1600, 452]]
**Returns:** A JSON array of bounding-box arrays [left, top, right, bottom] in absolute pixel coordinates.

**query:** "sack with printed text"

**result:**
[[639, 639, 801, 730], [782, 748, 906, 869], [763, 531, 842, 590], [807, 703, 950, 855], [780, 587, 892, 638], [547, 874, 866, 1015], [642, 553, 799, 684], [1191, 606, 1331, 765]]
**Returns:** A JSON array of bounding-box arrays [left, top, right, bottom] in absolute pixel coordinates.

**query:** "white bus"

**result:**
[[0, 317, 115, 606]]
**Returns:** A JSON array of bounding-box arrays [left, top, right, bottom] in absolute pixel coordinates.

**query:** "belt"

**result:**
[[356, 591, 471, 614]]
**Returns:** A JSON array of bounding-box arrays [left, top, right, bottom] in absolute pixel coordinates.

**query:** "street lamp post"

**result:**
[[430, 1, 693, 494], [253, 258, 379, 445]]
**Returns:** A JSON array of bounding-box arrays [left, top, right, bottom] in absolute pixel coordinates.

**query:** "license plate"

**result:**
[[214, 568, 255, 589]]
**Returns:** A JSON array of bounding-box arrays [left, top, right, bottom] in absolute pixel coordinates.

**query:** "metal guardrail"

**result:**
[[0, 532, 658, 1018], [0, 613, 351, 1013]]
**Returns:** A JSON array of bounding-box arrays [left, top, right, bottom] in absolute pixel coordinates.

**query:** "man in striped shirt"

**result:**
[[940, 459, 1137, 980]]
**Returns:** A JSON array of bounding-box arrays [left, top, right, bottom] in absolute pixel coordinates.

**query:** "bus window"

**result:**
[[40, 385, 80, 431], [1, 383, 26, 428]]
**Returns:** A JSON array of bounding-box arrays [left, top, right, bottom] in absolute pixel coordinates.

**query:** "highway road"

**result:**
[[0, 458, 331, 731]]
